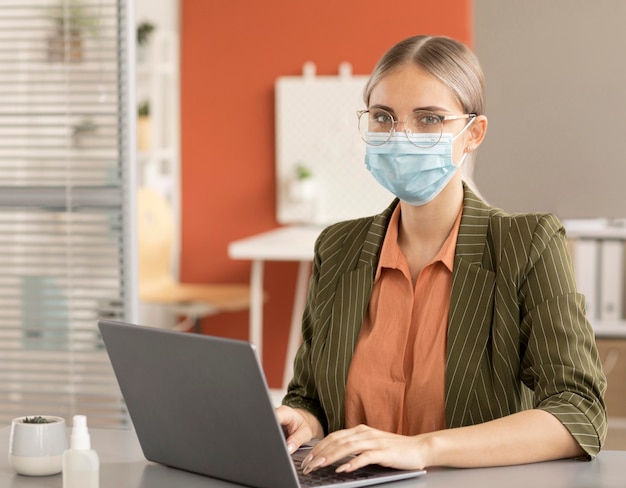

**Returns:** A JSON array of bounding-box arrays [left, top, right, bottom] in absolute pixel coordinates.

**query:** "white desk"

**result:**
[[228, 225, 324, 388]]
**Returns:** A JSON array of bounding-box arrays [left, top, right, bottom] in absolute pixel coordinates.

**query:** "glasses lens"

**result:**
[[358, 109, 446, 147], [358, 109, 393, 146], [406, 111, 443, 148]]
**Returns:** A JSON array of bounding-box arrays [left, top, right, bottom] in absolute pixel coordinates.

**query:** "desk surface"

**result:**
[[0, 428, 623, 488], [228, 225, 325, 261]]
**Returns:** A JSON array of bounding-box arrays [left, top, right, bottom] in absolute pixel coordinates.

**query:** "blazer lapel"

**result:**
[[445, 187, 497, 428], [322, 200, 397, 432]]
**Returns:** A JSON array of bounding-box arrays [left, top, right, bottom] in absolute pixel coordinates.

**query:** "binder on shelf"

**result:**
[[599, 240, 624, 322], [572, 239, 599, 321]]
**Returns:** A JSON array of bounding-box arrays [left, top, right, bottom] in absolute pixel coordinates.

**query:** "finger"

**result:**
[[275, 406, 302, 437], [275, 406, 304, 453], [286, 429, 311, 454], [336, 450, 379, 473], [275, 405, 293, 426], [303, 427, 376, 471], [302, 454, 327, 474], [311, 425, 373, 457], [311, 426, 405, 473]]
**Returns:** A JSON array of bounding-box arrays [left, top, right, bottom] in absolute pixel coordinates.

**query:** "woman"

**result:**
[[276, 35, 607, 473]]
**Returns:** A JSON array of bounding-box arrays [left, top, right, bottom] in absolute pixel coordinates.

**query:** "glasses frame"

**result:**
[[356, 109, 477, 148]]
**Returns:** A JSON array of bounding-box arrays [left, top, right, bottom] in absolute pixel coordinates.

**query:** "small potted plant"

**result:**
[[289, 162, 317, 203], [137, 100, 151, 151], [136, 21, 156, 63], [9, 415, 68, 476], [47, 0, 100, 62]]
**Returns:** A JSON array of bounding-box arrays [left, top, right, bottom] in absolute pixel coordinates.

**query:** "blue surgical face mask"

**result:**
[[365, 129, 469, 206]]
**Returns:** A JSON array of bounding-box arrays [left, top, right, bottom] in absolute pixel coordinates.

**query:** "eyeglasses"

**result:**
[[357, 108, 476, 148]]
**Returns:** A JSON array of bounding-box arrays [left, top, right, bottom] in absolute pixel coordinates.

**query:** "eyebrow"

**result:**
[[369, 104, 453, 114]]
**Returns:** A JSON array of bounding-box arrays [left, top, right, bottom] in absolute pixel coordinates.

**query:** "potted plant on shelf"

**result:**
[[136, 21, 156, 63], [47, 0, 100, 63], [137, 101, 151, 152], [289, 162, 317, 203]]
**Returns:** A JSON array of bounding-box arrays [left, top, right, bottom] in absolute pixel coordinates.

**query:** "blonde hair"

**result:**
[[363, 35, 486, 195]]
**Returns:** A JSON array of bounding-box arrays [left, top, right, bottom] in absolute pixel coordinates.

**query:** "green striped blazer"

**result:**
[[283, 185, 607, 458]]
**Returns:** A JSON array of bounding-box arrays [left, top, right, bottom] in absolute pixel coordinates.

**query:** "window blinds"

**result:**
[[0, 0, 136, 428]]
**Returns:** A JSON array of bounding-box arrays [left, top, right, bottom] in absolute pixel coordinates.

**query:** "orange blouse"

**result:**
[[344, 204, 462, 435]]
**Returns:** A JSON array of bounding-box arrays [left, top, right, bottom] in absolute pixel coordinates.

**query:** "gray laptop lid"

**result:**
[[98, 319, 300, 488], [98, 319, 426, 488]]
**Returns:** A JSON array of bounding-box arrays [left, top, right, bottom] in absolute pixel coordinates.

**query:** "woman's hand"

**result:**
[[300, 424, 430, 474], [275, 405, 324, 454]]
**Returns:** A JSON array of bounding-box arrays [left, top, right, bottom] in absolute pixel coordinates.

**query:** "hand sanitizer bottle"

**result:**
[[62, 415, 99, 488]]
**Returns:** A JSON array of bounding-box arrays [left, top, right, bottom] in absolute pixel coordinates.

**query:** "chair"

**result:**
[[137, 187, 253, 332]]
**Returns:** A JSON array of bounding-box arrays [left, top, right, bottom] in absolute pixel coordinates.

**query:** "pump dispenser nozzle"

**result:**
[[70, 415, 91, 450], [63, 415, 99, 488]]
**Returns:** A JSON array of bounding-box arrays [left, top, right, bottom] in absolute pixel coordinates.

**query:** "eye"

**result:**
[[369, 109, 394, 128], [414, 111, 442, 127]]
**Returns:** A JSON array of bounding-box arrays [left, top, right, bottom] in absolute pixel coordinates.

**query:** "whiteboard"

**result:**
[[275, 64, 393, 225]]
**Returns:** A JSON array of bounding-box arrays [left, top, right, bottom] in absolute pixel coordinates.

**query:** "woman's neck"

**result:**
[[396, 179, 464, 283]]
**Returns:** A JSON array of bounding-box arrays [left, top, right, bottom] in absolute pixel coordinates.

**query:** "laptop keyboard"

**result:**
[[295, 459, 373, 487], [292, 450, 378, 488]]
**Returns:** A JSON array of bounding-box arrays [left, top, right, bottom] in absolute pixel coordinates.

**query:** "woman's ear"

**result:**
[[465, 114, 488, 152]]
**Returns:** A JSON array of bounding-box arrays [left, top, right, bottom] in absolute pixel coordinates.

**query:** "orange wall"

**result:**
[[180, 0, 472, 387]]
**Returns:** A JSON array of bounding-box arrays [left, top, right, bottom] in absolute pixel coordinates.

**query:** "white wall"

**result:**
[[136, 0, 178, 32]]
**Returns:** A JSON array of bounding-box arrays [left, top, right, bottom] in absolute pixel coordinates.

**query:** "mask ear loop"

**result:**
[[452, 116, 476, 167], [456, 151, 469, 169], [451, 115, 476, 142]]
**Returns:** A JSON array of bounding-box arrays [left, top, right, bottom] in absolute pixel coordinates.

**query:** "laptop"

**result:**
[[97, 319, 426, 488]]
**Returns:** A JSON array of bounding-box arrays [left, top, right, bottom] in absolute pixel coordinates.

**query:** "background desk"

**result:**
[[0, 428, 624, 487], [228, 225, 324, 388]]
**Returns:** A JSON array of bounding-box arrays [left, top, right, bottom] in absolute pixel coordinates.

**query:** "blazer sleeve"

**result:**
[[281, 226, 331, 433], [517, 213, 607, 458]]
